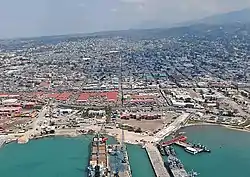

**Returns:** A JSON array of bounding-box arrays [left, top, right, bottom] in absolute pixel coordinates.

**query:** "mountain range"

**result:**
[[133, 8, 250, 30], [181, 8, 250, 26], [15, 8, 250, 41]]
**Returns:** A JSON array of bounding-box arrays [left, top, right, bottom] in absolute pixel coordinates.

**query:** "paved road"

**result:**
[[26, 106, 48, 137], [146, 144, 170, 177], [154, 113, 190, 142]]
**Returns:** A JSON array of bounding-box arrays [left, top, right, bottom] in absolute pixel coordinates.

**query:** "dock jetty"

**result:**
[[146, 144, 171, 177]]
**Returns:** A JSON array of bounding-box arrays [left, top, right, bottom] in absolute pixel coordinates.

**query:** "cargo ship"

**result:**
[[88, 134, 109, 177]]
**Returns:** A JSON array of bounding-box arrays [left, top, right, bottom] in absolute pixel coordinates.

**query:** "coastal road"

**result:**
[[25, 106, 48, 137], [154, 113, 190, 142]]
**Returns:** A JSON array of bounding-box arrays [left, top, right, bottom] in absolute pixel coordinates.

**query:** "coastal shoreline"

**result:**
[[5, 133, 87, 145], [181, 122, 250, 133], [5, 122, 250, 146]]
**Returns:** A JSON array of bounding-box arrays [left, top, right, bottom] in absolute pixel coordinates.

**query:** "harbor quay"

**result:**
[[145, 144, 171, 177]]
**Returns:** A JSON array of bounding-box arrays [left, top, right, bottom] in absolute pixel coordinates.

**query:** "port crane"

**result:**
[[119, 55, 126, 163]]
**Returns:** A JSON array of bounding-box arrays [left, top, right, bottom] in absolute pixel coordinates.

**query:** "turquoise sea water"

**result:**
[[127, 144, 156, 177], [0, 135, 154, 177], [175, 125, 250, 177], [1, 125, 249, 177], [0, 136, 91, 177]]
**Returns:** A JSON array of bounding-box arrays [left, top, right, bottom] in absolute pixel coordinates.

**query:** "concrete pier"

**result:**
[[146, 144, 170, 177]]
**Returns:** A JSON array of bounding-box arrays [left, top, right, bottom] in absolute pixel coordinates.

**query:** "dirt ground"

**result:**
[[0, 117, 31, 130], [121, 119, 164, 132], [162, 111, 180, 123], [120, 111, 179, 132]]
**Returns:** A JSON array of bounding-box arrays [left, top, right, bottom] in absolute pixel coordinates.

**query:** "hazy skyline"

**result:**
[[1, 0, 250, 38]]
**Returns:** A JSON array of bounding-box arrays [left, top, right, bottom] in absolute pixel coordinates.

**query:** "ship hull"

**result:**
[[88, 135, 108, 177]]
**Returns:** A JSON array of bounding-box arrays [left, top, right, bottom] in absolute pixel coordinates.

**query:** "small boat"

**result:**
[[169, 146, 176, 156], [193, 143, 211, 153], [141, 142, 146, 149], [188, 169, 199, 176], [178, 132, 186, 135], [17, 136, 29, 144], [164, 146, 171, 156], [185, 147, 198, 155], [157, 144, 165, 156], [203, 147, 211, 153]]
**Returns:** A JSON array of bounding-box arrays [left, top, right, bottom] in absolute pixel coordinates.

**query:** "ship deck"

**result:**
[[170, 168, 188, 177], [108, 144, 132, 177], [90, 141, 108, 167]]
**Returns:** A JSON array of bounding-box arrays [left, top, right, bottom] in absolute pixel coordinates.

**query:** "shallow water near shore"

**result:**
[[175, 125, 250, 177]]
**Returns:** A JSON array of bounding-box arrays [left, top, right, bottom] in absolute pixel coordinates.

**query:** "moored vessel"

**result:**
[[157, 144, 165, 156], [17, 136, 29, 144], [184, 147, 199, 155], [88, 134, 108, 177], [192, 143, 211, 153]]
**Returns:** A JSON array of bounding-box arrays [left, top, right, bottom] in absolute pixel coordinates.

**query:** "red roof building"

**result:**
[[106, 91, 118, 102], [56, 92, 72, 101], [46, 93, 60, 99], [23, 102, 36, 109], [0, 107, 22, 113], [77, 91, 118, 103], [0, 94, 9, 98], [77, 93, 89, 102]]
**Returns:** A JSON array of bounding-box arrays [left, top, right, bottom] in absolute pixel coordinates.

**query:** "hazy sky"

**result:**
[[0, 0, 250, 38]]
